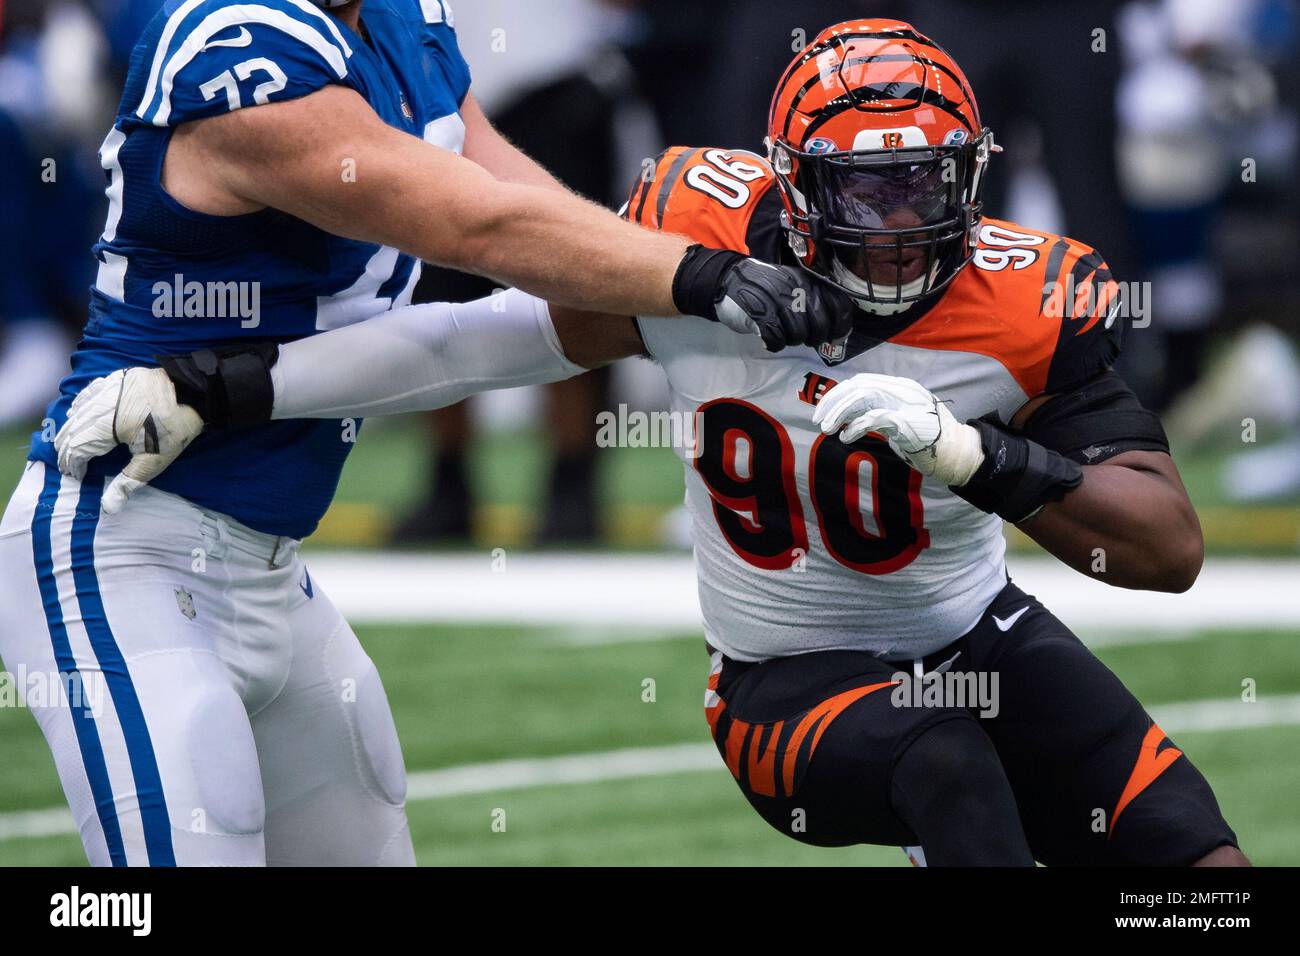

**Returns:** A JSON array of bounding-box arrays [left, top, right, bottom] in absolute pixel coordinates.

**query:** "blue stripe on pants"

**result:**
[[70, 477, 176, 866], [29, 464, 128, 866]]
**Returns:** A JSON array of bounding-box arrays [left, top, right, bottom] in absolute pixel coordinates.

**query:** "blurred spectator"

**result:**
[[1118, 0, 1299, 409], [0, 0, 113, 430]]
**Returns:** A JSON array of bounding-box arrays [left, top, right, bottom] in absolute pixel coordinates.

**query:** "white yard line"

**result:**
[[404, 743, 720, 801], [302, 552, 1300, 635], [2, 693, 1297, 844]]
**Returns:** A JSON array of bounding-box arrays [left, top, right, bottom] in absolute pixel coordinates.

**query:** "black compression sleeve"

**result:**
[[1023, 370, 1169, 464]]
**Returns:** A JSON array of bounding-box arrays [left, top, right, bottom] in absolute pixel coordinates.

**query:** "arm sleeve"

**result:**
[[1021, 370, 1170, 464], [269, 288, 585, 419]]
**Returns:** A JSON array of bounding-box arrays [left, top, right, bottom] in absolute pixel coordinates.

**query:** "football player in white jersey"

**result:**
[[56, 19, 1246, 865]]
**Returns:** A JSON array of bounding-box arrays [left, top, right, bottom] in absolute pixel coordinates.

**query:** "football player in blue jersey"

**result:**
[[0, 0, 852, 867]]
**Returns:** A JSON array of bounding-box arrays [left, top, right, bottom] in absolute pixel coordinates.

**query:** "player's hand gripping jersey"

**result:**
[[628, 147, 1134, 661], [27, 0, 471, 538]]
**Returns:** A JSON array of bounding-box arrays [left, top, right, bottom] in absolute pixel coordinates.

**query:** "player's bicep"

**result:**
[[189, 84, 498, 255], [550, 305, 645, 368]]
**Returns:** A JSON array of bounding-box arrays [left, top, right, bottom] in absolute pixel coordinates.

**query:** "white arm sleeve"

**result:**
[[270, 288, 585, 419]]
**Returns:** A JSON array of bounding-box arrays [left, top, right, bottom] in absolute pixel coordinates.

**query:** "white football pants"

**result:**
[[0, 461, 414, 866]]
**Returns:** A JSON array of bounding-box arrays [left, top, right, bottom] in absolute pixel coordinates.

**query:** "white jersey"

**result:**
[[627, 147, 1122, 662], [639, 313, 1017, 661]]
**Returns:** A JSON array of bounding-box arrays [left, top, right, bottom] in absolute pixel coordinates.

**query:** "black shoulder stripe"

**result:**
[[629, 148, 670, 225], [1067, 250, 1110, 319], [654, 148, 699, 227], [744, 186, 785, 261], [1039, 238, 1070, 313]]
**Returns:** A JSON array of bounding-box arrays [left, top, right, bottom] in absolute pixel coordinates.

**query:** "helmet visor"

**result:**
[[821, 158, 957, 231], [803, 146, 976, 302]]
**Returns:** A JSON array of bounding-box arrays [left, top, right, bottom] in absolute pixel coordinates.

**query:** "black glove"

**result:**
[[672, 244, 854, 352], [157, 342, 280, 428], [950, 417, 1084, 522]]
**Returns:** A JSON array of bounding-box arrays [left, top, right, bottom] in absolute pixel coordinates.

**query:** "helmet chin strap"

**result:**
[[830, 259, 934, 316]]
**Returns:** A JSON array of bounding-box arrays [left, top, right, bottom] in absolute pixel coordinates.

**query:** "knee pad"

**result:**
[[322, 625, 407, 807], [185, 686, 266, 837]]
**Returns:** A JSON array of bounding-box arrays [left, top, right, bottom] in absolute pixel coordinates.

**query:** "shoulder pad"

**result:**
[[925, 219, 1125, 398], [620, 147, 777, 256], [134, 0, 356, 127]]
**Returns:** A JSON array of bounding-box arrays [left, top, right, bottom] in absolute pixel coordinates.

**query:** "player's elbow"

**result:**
[[1149, 515, 1204, 593]]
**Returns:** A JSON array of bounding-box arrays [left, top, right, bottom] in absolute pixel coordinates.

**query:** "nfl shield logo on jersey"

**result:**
[[819, 336, 848, 365]]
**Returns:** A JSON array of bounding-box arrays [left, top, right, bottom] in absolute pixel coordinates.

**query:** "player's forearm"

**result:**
[[269, 289, 585, 420], [1017, 460, 1204, 592], [340, 146, 688, 313], [447, 183, 689, 313]]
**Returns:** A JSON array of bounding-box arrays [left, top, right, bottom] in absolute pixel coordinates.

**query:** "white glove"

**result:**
[[54, 368, 204, 514], [812, 372, 986, 487]]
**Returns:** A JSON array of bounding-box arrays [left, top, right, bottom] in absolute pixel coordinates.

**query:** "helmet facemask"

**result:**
[[773, 130, 995, 314]]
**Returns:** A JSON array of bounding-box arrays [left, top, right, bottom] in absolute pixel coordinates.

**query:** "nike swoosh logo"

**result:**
[[1103, 300, 1122, 330], [300, 569, 313, 599], [202, 26, 253, 52], [992, 607, 1029, 631]]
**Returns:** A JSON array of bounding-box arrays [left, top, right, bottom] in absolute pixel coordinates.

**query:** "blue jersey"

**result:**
[[30, 0, 471, 538]]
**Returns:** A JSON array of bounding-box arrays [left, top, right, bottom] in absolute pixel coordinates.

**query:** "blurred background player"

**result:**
[[0, 0, 107, 429], [393, 0, 654, 544]]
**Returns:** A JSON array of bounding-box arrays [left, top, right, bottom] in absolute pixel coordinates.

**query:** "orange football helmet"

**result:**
[[767, 19, 998, 310]]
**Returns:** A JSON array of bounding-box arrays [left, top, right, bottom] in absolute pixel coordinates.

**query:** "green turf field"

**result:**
[[2, 624, 1297, 866]]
